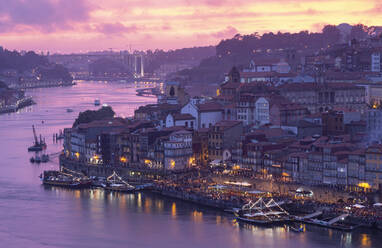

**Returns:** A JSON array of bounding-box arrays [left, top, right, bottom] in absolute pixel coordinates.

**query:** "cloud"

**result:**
[[0, 0, 92, 32], [94, 22, 140, 35], [311, 22, 328, 32], [211, 26, 238, 39]]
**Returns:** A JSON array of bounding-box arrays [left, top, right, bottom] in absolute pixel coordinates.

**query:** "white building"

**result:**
[[70, 131, 86, 159], [255, 97, 270, 125], [371, 52, 381, 72], [164, 130, 193, 170], [165, 113, 196, 129], [243, 58, 291, 73], [181, 101, 223, 129], [236, 95, 270, 126]]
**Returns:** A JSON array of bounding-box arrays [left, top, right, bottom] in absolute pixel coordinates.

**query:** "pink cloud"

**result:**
[[94, 23, 140, 35], [0, 0, 92, 32], [211, 26, 239, 39]]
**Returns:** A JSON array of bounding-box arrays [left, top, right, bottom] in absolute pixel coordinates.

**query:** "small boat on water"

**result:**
[[94, 99, 101, 106], [285, 223, 304, 233], [30, 155, 41, 163], [41, 154, 49, 162], [30, 154, 49, 163], [234, 198, 290, 226], [103, 171, 135, 193], [41, 170, 91, 189], [66, 108, 74, 113], [90, 176, 107, 187], [28, 125, 47, 152]]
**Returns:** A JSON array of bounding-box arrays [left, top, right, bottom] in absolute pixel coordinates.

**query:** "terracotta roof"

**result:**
[[279, 82, 363, 91], [221, 81, 240, 89], [240, 71, 296, 78], [173, 113, 195, 121], [251, 57, 282, 65], [77, 118, 127, 129], [197, 102, 223, 112], [213, 120, 242, 129]]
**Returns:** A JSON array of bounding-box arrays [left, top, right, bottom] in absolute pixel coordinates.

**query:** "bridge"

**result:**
[[298, 211, 323, 220], [327, 214, 349, 225]]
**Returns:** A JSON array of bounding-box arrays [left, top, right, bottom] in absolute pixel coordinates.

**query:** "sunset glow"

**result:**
[[0, 0, 381, 52]]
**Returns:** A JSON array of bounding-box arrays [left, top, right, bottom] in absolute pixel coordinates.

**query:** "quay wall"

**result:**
[[59, 156, 166, 183], [212, 175, 353, 204]]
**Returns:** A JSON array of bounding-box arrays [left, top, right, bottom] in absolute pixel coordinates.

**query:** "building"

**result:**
[[208, 120, 243, 162], [63, 118, 128, 164], [165, 113, 196, 129], [365, 145, 382, 190], [164, 130, 193, 170], [236, 94, 270, 126], [322, 110, 345, 136], [279, 82, 366, 114], [269, 97, 309, 126], [181, 101, 223, 129], [367, 108, 382, 141], [134, 103, 181, 123], [158, 81, 190, 105]]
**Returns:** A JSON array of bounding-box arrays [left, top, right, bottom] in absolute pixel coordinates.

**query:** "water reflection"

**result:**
[[1, 81, 381, 248], [171, 202, 177, 218]]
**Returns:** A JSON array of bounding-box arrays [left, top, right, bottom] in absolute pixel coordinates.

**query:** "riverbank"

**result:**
[[0, 96, 35, 114], [15, 80, 75, 89], [58, 155, 382, 231]]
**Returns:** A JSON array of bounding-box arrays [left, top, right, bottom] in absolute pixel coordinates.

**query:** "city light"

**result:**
[[358, 182, 371, 189]]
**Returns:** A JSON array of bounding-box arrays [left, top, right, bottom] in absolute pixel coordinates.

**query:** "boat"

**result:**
[[90, 176, 107, 187], [41, 154, 49, 162], [103, 171, 135, 193], [42, 170, 91, 189], [28, 125, 47, 152], [94, 99, 101, 106], [34, 155, 41, 163], [301, 213, 360, 231], [66, 108, 73, 113], [30, 153, 49, 163], [234, 198, 290, 226], [285, 223, 304, 233]]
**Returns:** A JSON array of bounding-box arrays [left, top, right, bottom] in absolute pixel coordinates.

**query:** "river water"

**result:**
[[0, 81, 380, 248]]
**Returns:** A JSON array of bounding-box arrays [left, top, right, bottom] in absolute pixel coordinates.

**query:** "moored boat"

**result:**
[[103, 171, 135, 193], [234, 198, 290, 226], [28, 125, 47, 152], [41, 170, 91, 189]]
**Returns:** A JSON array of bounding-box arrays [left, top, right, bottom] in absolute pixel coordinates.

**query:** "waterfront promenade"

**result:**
[[59, 154, 382, 231]]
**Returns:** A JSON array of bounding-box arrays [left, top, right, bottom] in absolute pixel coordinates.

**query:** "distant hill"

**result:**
[[0, 48, 49, 72], [89, 58, 131, 77], [145, 46, 216, 73], [0, 47, 72, 82], [171, 23, 382, 85]]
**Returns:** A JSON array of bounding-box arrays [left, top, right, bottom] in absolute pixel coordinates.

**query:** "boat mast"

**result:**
[[32, 125, 39, 145]]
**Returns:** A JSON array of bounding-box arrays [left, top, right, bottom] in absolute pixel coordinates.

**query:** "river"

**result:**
[[0, 81, 380, 248]]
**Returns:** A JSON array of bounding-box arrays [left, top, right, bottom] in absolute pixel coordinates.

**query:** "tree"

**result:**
[[350, 24, 368, 40], [322, 25, 341, 44], [73, 106, 115, 127]]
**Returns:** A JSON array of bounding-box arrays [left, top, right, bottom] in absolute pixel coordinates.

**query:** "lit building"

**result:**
[[164, 130, 193, 170], [365, 145, 382, 190]]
